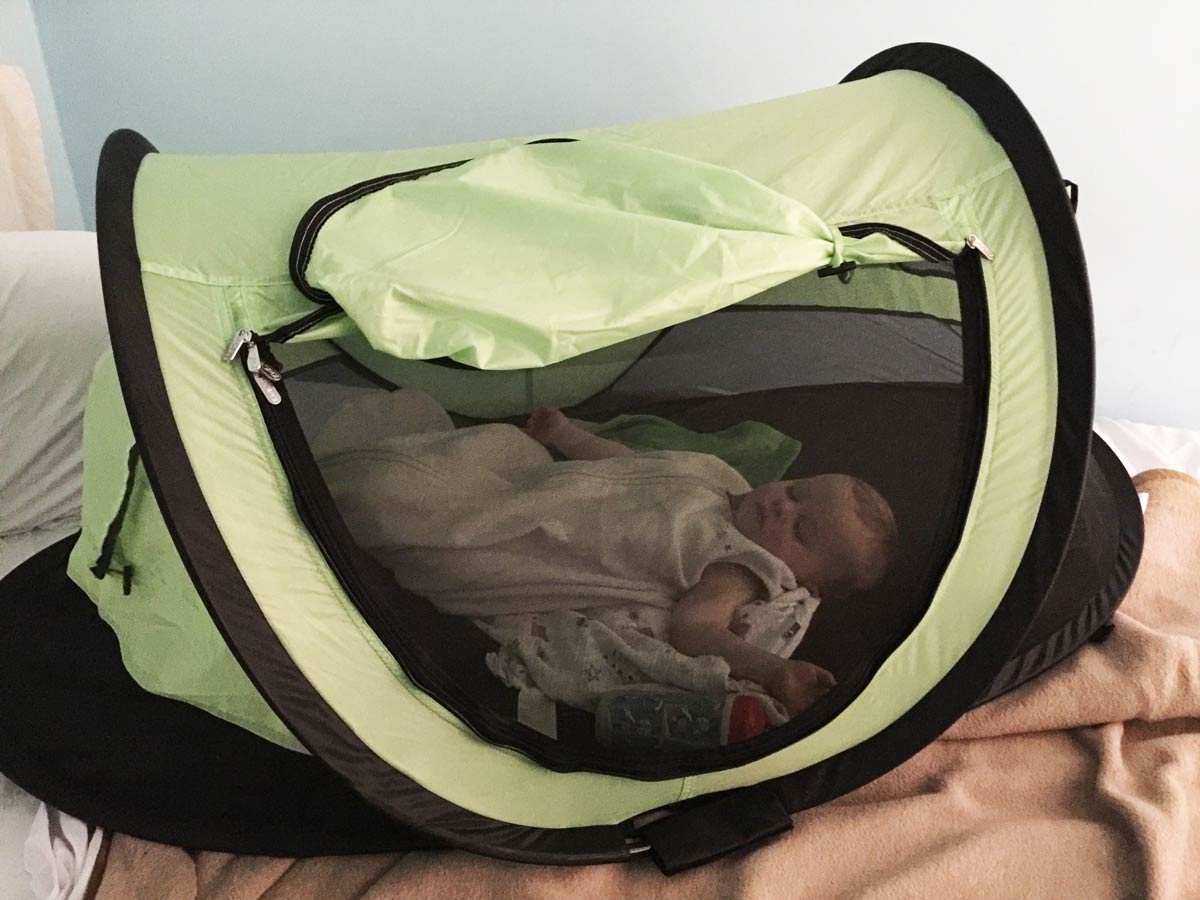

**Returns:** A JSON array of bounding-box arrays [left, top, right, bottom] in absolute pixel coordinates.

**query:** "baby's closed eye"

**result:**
[[793, 517, 814, 545]]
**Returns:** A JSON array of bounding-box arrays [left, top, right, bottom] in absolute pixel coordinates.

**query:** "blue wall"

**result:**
[[31, 0, 1200, 427]]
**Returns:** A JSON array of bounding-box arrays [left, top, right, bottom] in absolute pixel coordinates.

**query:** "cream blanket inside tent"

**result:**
[[313, 390, 818, 720], [0, 66, 54, 231]]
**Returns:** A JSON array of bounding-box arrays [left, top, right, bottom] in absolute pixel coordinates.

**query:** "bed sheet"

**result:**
[[1095, 416, 1200, 481]]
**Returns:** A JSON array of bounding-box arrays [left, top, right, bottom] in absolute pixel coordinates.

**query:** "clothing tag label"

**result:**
[[516, 688, 558, 739]]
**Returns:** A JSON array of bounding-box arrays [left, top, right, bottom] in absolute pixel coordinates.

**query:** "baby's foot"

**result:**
[[766, 660, 837, 717]]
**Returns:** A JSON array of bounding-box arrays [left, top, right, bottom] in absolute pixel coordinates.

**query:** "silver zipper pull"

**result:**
[[252, 371, 282, 405], [247, 339, 282, 381], [222, 329, 254, 363], [965, 234, 995, 261]]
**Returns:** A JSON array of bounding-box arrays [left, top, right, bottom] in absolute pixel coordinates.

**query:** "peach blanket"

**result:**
[[89, 469, 1200, 900]]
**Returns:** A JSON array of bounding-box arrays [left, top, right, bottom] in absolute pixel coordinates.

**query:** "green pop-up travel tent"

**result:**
[[0, 43, 1141, 874]]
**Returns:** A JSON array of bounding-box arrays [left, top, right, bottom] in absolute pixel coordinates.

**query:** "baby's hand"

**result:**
[[766, 660, 836, 717], [523, 405, 571, 448]]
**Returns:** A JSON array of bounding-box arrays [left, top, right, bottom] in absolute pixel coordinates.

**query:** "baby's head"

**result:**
[[730, 474, 898, 601]]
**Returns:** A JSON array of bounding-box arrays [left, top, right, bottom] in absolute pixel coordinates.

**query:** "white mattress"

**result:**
[[0, 420, 1197, 900]]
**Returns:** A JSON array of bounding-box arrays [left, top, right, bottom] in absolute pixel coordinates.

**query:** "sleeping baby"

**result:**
[[314, 389, 898, 721]]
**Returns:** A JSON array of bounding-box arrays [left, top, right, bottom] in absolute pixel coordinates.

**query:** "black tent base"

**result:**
[[0, 534, 441, 857]]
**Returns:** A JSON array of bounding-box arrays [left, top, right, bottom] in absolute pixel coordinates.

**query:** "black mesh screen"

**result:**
[[278, 254, 984, 777]]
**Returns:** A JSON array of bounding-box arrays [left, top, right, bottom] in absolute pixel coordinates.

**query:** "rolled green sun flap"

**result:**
[[299, 139, 928, 370]]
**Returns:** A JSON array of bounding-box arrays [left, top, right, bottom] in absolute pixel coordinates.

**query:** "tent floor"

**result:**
[[0, 534, 442, 856]]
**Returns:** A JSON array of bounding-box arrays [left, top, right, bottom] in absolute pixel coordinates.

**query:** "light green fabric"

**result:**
[[335, 328, 660, 418], [578, 415, 801, 487], [304, 140, 928, 369], [66, 352, 303, 752]]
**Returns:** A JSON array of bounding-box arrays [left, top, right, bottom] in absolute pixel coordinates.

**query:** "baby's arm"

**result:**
[[670, 562, 836, 717], [524, 406, 633, 460]]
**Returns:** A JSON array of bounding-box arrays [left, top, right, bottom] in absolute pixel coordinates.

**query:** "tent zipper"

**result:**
[[839, 221, 995, 263], [224, 329, 284, 404], [222, 304, 345, 403], [964, 233, 995, 260], [838, 221, 955, 261]]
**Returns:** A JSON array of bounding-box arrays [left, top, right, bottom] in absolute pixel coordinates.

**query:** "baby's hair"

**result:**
[[846, 476, 899, 592]]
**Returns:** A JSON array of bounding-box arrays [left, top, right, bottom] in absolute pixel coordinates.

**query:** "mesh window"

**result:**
[[276, 253, 985, 777]]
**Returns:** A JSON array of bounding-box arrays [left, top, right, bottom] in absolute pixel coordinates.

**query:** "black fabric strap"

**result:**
[[1063, 179, 1079, 213], [638, 784, 792, 875], [90, 444, 140, 594]]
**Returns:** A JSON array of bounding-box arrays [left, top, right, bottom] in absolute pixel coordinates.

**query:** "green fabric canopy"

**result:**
[[302, 139, 933, 369]]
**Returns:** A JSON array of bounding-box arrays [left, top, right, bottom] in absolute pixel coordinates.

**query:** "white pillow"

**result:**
[[0, 231, 107, 535]]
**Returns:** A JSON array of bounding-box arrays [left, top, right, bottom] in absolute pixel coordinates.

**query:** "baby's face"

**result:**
[[730, 474, 884, 599]]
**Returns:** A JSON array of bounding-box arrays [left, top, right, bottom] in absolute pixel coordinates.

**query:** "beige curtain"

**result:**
[[0, 65, 53, 230]]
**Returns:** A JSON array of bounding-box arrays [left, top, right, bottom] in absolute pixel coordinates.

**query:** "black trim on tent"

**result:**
[[0, 536, 444, 856], [95, 129, 639, 866], [973, 432, 1142, 705], [761, 40, 1107, 819], [289, 158, 471, 303]]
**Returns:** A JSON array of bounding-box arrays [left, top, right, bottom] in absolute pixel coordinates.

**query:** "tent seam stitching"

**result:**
[[142, 263, 293, 287], [827, 160, 1014, 224]]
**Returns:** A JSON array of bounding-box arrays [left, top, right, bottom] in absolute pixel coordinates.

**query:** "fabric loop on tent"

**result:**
[[89, 444, 140, 595], [1063, 179, 1079, 213], [828, 225, 847, 271]]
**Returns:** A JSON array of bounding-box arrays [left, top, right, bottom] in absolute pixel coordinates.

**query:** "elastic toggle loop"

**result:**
[[816, 226, 857, 282], [90, 444, 140, 595], [828, 225, 846, 270]]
